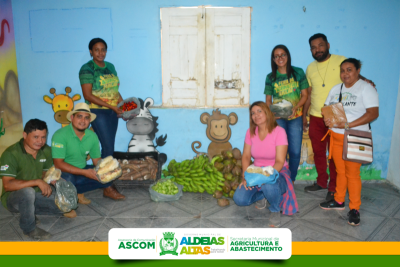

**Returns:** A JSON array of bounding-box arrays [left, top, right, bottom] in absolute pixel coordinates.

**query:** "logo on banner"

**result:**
[[160, 232, 178, 256]]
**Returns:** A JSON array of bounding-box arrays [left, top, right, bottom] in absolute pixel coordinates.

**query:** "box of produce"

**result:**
[[149, 178, 183, 202], [113, 151, 161, 188]]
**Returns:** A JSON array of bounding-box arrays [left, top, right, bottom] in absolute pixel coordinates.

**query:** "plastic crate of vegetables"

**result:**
[[149, 178, 183, 202], [117, 97, 141, 120]]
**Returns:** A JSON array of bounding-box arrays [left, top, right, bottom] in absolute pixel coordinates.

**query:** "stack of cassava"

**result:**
[[162, 148, 243, 205], [118, 156, 159, 181]]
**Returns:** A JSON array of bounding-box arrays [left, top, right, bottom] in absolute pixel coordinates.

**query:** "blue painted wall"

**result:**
[[11, 0, 400, 178]]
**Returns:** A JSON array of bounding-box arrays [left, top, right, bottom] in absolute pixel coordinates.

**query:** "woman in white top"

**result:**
[[319, 58, 379, 226]]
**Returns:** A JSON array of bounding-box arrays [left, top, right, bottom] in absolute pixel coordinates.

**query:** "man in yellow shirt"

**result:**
[[303, 33, 344, 201], [303, 33, 373, 201]]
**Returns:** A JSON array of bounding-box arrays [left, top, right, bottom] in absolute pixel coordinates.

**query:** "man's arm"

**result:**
[[302, 86, 312, 131], [2, 176, 52, 197], [359, 75, 376, 88], [53, 158, 98, 181]]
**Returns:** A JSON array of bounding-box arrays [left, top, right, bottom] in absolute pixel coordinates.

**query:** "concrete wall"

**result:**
[[387, 81, 400, 188], [10, 0, 400, 178]]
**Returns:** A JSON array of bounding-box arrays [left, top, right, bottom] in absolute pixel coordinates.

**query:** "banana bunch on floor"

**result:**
[[162, 151, 242, 199]]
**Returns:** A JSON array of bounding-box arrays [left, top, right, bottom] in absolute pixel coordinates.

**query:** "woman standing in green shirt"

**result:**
[[79, 38, 124, 158], [264, 45, 309, 182]]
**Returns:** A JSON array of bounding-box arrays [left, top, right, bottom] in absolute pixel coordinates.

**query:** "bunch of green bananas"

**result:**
[[162, 155, 229, 196]]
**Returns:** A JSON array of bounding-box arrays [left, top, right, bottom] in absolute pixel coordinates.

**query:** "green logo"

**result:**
[[160, 232, 178, 256]]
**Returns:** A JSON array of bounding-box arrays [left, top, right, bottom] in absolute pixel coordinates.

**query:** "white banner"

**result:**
[[109, 228, 292, 260]]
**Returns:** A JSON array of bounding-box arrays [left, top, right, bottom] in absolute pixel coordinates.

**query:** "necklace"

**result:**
[[316, 57, 331, 87]]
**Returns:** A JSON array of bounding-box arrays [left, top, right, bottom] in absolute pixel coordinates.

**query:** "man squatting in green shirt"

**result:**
[[0, 119, 75, 241], [52, 103, 125, 204]]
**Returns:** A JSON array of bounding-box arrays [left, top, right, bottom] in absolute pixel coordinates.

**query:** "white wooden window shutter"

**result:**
[[161, 7, 250, 108]]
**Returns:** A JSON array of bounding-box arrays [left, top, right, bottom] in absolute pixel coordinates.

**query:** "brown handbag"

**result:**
[[343, 129, 373, 164]]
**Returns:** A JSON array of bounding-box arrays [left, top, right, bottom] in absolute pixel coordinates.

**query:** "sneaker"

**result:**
[[255, 199, 267, 209], [25, 227, 52, 241], [348, 209, 360, 226], [304, 182, 327, 192], [326, 191, 335, 201], [319, 199, 345, 210], [268, 212, 281, 228]]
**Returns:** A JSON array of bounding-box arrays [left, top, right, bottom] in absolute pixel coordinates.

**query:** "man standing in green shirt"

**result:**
[[0, 119, 75, 241], [52, 103, 125, 204]]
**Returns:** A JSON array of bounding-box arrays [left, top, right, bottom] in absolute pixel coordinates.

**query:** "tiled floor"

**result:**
[[1, 181, 399, 241]]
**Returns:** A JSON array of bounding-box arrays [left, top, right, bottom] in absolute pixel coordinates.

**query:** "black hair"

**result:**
[[340, 58, 362, 70], [88, 38, 108, 51], [270, 44, 297, 82], [24, 119, 48, 134], [309, 33, 328, 46]]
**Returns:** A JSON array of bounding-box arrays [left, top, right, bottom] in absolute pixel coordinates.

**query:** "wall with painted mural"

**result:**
[[0, 0, 22, 195], [6, 0, 400, 182]]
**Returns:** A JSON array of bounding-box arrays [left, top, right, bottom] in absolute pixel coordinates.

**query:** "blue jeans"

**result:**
[[276, 116, 303, 182], [6, 187, 64, 234], [233, 174, 287, 212], [61, 165, 113, 194], [90, 108, 119, 158]]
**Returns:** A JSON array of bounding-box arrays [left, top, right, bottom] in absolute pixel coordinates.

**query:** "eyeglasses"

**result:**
[[274, 54, 287, 60]]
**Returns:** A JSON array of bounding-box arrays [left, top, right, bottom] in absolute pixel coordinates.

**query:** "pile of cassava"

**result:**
[[118, 156, 159, 181]]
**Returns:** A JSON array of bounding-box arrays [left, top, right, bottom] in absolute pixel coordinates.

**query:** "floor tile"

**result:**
[[366, 218, 400, 241], [302, 217, 386, 241], [109, 201, 158, 218], [154, 202, 198, 218], [286, 219, 359, 241], [151, 217, 199, 228]]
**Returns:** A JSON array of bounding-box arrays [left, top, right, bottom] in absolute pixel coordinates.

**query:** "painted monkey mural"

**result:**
[[126, 97, 167, 164], [43, 87, 81, 127], [192, 109, 238, 159]]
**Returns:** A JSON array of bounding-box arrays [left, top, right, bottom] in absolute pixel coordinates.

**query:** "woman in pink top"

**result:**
[[233, 101, 298, 227]]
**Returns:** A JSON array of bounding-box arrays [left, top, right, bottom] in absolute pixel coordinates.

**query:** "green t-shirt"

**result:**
[[79, 60, 120, 109], [51, 124, 101, 169], [0, 139, 53, 209], [264, 66, 309, 119]]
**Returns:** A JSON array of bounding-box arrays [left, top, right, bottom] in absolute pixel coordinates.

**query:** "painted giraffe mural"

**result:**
[[43, 87, 81, 127]]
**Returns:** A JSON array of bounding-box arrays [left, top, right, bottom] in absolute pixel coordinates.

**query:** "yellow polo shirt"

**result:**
[[306, 54, 346, 117]]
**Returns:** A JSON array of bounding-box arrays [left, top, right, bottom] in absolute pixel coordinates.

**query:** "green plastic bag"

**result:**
[[54, 179, 78, 212]]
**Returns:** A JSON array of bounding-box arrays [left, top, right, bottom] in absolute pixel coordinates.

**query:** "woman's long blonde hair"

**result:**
[[249, 101, 278, 137]]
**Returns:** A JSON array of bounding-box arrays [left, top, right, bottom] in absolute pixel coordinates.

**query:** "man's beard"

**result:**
[[76, 128, 86, 132], [313, 50, 329, 62]]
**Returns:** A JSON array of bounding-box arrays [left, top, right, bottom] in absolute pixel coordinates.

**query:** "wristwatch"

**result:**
[[345, 122, 350, 130]]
